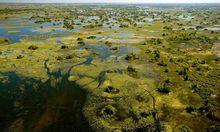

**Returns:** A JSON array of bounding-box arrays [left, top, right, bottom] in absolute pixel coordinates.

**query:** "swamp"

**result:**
[[0, 2, 220, 132]]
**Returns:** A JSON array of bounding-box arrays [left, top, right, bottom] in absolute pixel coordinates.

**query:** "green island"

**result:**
[[0, 3, 219, 132]]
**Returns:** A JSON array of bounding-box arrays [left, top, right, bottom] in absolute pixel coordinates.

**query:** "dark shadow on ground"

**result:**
[[0, 67, 93, 132]]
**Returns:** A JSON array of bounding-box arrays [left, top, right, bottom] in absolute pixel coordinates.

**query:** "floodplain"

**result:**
[[0, 3, 220, 132]]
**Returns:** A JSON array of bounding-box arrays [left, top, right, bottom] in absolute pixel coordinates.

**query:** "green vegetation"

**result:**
[[0, 3, 219, 132]]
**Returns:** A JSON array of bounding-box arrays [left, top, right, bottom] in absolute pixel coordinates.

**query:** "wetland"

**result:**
[[0, 3, 220, 132]]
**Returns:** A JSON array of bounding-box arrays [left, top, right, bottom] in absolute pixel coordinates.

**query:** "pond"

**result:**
[[77, 43, 140, 61], [109, 30, 135, 39]]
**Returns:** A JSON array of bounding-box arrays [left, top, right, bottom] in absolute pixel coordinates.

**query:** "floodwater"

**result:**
[[207, 25, 220, 31], [0, 16, 127, 43], [77, 43, 140, 61], [0, 18, 78, 43]]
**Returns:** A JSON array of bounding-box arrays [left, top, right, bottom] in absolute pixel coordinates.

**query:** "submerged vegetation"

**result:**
[[0, 3, 220, 132]]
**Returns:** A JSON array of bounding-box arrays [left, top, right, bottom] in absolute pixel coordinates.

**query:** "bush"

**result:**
[[61, 45, 68, 49], [16, 55, 24, 59], [140, 112, 151, 118], [178, 67, 188, 76], [110, 47, 119, 51], [104, 86, 119, 94], [105, 41, 112, 47], [65, 55, 73, 59], [153, 50, 160, 60], [127, 65, 136, 72], [125, 53, 139, 61], [99, 105, 117, 119], [78, 41, 85, 45], [164, 69, 169, 73], [185, 106, 196, 113], [200, 60, 206, 64], [157, 82, 170, 94], [56, 56, 63, 60], [77, 38, 83, 41], [157, 60, 167, 67], [163, 26, 172, 30], [4, 39, 9, 43], [164, 79, 170, 83], [126, 65, 138, 78], [183, 74, 189, 81], [28, 45, 38, 50], [147, 38, 162, 45], [87, 35, 96, 39]]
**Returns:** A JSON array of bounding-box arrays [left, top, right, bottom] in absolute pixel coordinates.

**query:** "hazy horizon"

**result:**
[[0, 0, 220, 3]]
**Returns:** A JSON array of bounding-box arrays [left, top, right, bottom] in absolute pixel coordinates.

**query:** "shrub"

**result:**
[[28, 45, 38, 50], [147, 38, 162, 45], [157, 82, 170, 94], [157, 60, 167, 67], [65, 55, 73, 59], [110, 47, 118, 51], [77, 38, 83, 41], [56, 56, 63, 60], [104, 86, 119, 94], [164, 69, 169, 73], [185, 106, 196, 113], [183, 74, 189, 81], [87, 35, 96, 39], [16, 55, 24, 59], [99, 105, 117, 119], [105, 41, 112, 47], [153, 50, 160, 60], [78, 41, 85, 45], [163, 26, 172, 30], [125, 53, 139, 61], [164, 79, 170, 83], [61, 45, 68, 49], [140, 112, 151, 118], [4, 39, 9, 43]]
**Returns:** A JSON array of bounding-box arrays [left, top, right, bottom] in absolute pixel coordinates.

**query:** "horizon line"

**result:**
[[0, 2, 220, 4]]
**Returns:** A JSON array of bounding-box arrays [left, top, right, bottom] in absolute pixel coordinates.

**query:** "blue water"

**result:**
[[77, 43, 139, 61], [0, 18, 79, 43], [0, 16, 122, 43], [109, 30, 134, 39]]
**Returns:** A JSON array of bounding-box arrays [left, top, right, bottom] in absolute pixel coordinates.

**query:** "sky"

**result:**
[[0, 0, 219, 3]]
